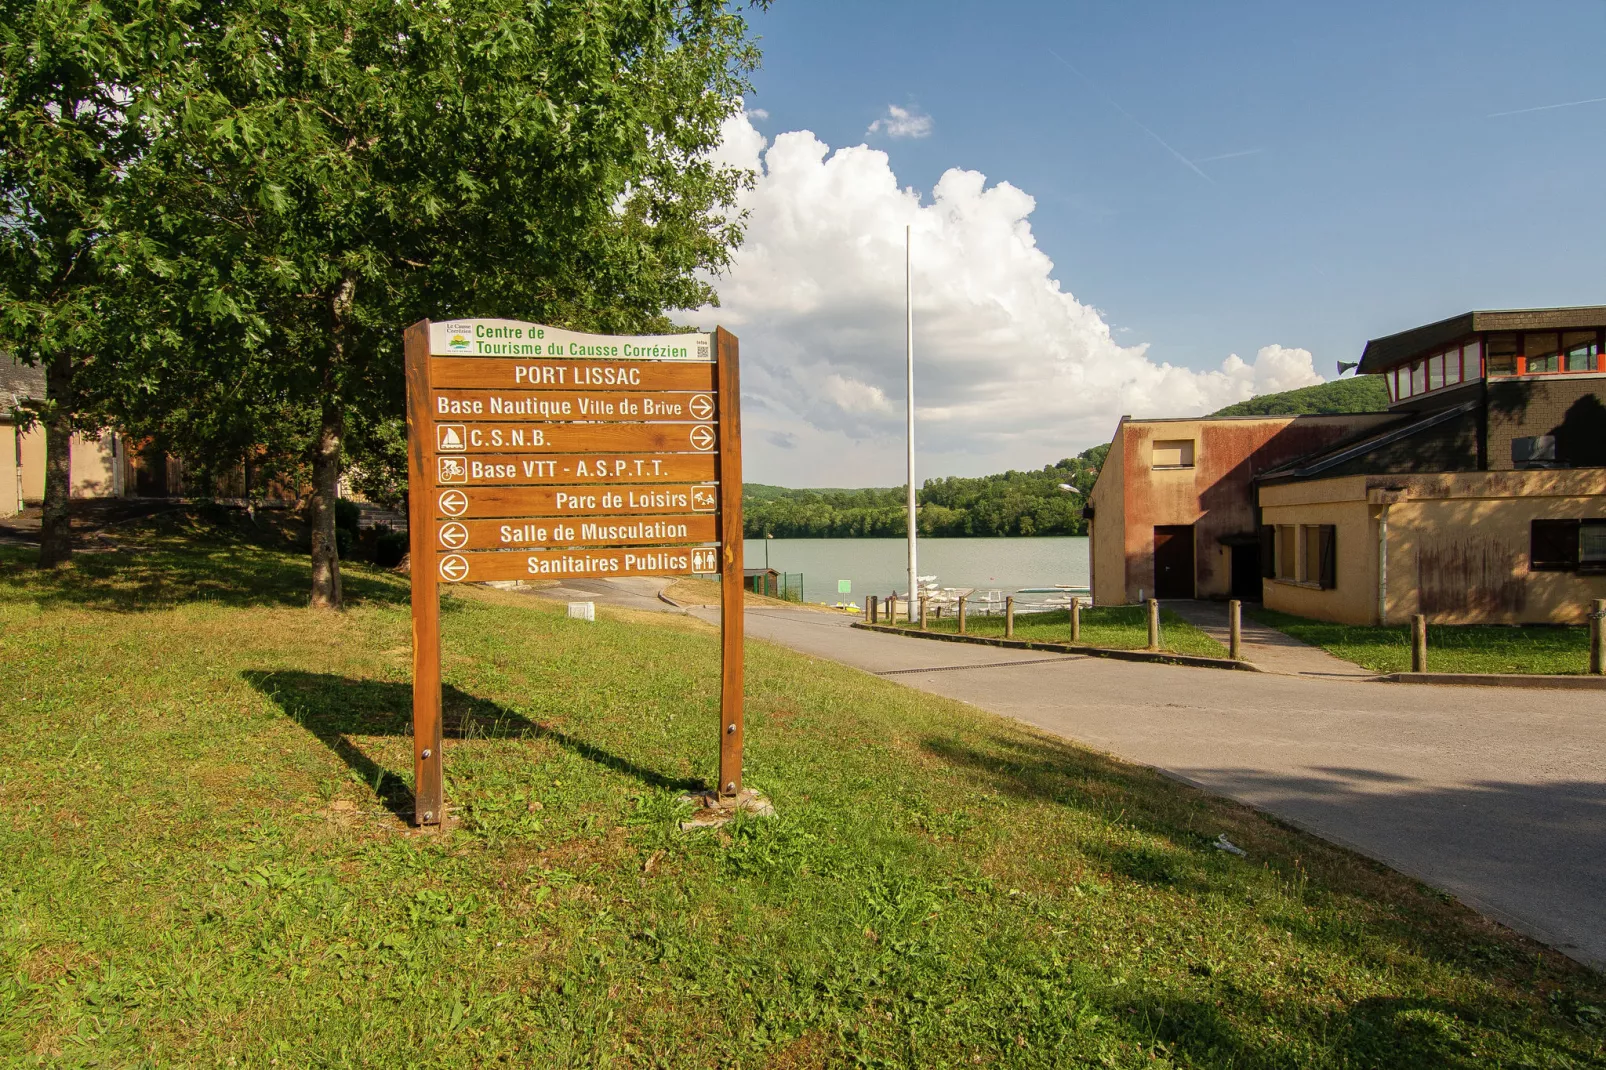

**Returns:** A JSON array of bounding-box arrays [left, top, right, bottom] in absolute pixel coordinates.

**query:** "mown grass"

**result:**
[[1, 518, 1603, 1066], [1249, 607, 1595, 675], [899, 605, 1228, 658]]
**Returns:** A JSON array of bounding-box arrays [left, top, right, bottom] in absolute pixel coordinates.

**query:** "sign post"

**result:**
[[404, 318, 745, 827]]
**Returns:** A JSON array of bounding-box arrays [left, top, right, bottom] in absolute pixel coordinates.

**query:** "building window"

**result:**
[[1583, 522, 1606, 573], [1562, 331, 1600, 372], [1486, 332, 1519, 377], [1277, 525, 1298, 580], [1512, 435, 1558, 469], [1152, 439, 1195, 469], [1525, 332, 1562, 374], [1297, 524, 1337, 588], [1531, 519, 1580, 571]]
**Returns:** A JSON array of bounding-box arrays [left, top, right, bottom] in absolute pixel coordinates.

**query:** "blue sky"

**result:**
[[693, 0, 1606, 485]]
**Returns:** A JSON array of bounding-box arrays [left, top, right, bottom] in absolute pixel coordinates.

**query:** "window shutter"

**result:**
[[1319, 525, 1337, 590], [1260, 526, 1276, 578]]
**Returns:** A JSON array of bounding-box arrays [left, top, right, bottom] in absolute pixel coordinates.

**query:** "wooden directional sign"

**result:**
[[405, 318, 744, 828]]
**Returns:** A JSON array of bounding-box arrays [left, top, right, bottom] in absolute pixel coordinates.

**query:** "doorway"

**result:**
[[1152, 525, 1195, 599], [1229, 543, 1263, 602]]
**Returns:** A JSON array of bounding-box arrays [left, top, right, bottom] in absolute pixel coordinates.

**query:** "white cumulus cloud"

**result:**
[[683, 114, 1323, 486], [866, 104, 933, 139]]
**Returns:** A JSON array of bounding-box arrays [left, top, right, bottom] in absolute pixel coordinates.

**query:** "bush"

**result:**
[[335, 499, 362, 534], [336, 527, 353, 559], [375, 531, 408, 569]]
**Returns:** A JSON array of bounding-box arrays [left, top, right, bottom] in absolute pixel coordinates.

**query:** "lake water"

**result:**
[[741, 537, 1089, 605]]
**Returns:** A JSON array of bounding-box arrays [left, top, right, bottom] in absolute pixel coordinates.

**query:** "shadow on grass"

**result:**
[[0, 524, 409, 615], [245, 671, 702, 820]]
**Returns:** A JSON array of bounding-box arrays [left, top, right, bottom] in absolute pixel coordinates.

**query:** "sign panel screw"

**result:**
[[726, 723, 736, 734], [422, 748, 432, 759], [724, 782, 736, 793]]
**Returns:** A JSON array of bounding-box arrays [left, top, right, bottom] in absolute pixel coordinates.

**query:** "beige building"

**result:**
[[2, 360, 125, 516], [1256, 307, 1606, 625]]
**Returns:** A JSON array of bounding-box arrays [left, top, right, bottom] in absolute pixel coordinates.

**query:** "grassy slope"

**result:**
[[2, 522, 1603, 1067], [1209, 377, 1390, 417], [1250, 607, 1594, 675], [899, 607, 1228, 659]]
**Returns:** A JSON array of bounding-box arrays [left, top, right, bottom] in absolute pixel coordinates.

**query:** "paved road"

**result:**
[[690, 601, 1606, 968]]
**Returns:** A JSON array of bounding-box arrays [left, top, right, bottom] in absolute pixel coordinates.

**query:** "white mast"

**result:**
[[905, 224, 917, 616]]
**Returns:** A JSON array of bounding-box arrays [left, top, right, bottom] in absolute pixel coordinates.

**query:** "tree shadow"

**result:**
[[244, 670, 702, 821]]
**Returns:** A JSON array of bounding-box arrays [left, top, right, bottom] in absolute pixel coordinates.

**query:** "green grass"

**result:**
[[898, 605, 1229, 658], [2, 518, 1604, 1066], [1249, 607, 1595, 675]]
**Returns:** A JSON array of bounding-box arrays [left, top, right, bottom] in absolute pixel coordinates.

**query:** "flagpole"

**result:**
[[905, 224, 917, 619]]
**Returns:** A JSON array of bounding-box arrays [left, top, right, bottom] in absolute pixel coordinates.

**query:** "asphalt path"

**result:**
[[692, 602, 1606, 969]]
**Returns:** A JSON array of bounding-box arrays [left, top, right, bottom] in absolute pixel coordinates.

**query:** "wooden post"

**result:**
[[958, 595, 967, 635], [1411, 613, 1427, 673], [1147, 598, 1160, 652], [1228, 599, 1242, 661], [1590, 599, 1604, 675], [1070, 596, 1081, 643], [715, 329, 745, 799], [404, 320, 443, 827], [1005, 596, 1015, 639], [919, 595, 929, 630]]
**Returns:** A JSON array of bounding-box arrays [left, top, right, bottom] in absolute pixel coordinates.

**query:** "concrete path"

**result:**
[[1164, 599, 1375, 678], [665, 598, 1606, 968], [524, 576, 676, 614]]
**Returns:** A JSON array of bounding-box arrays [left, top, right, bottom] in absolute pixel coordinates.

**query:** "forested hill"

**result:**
[[743, 445, 1108, 538], [1209, 375, 1389, 416]]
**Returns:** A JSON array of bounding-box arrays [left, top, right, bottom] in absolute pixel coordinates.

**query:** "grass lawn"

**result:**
[[897, 605, 1228, 659], [1248, 607, 1596, 675], [2, 518, 1603, 1066]]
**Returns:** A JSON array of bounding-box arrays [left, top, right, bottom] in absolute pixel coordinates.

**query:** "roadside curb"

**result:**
[[850, 622, 1261, 672], [1383, 671, 1606, 690]]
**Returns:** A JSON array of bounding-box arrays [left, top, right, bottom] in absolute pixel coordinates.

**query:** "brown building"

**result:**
[[1089, 307, 1606, 625], [1086, 412, 1395, 603]]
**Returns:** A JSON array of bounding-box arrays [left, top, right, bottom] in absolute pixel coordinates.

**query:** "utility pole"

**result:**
[[905, 224, 917, 608]]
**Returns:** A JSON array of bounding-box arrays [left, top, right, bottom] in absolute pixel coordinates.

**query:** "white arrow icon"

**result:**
[[689, 394, 714, 420], [438, 489, 468, 516], [438, 554, 470, 582], [689, 425, 715, 451], [438, 522, 468, 549]]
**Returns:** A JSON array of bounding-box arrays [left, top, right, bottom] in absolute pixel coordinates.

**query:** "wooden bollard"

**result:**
[[1070, 596, 1081, 643], [1590, 599, 1604, 675], [1005, 596, 1015, 639], [957, 595, 967, 635], [1147, 598, 1160, 651], [868, 594, 878, 624], [1228, 599, 1242, 660], [889, 594, 898, 625], [1411, 613, 1427, 673], [920, 596, 929, 630]]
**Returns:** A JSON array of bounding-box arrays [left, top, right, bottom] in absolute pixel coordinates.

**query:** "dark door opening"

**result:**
[[1153, 525, 1195, 599], [1229, 544, 1264, 602]]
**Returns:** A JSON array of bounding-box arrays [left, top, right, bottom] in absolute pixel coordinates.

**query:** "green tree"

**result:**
[[0, 1, 172, 566], [106, 0, 759, 606]]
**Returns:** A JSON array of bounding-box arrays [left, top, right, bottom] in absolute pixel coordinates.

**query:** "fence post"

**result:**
[[1147, 599, 1160, 652], [958, 596, 967, 635], [1070, 596, 1081, 643], [1228, 599, 1242, 661], [920, 596, 929, 631], [867, 594, 877, 624], [1411, 613, 1428, 673], [1590, 598, 1605, 675], [1005, 596, 1015, 639], [889, 594, 899, 625]]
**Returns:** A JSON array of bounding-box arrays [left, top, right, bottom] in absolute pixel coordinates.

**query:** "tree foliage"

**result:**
[[743, 445, 1106, 538], [97, 0, 760, 604], [1209, 376, 1389, 417]]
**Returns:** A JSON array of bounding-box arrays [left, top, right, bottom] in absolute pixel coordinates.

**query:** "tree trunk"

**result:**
[[309, 276, 356, 609], [37, 352, 73, 568], [308, 398, 343, 608]]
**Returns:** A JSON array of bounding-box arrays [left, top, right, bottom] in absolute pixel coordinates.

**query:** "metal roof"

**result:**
[[1358, 306, 1606, 374]]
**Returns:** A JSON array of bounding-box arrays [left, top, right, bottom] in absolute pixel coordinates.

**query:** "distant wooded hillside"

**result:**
[[743, 444, 1107, 538], [1209, 375, 1389, 417]]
